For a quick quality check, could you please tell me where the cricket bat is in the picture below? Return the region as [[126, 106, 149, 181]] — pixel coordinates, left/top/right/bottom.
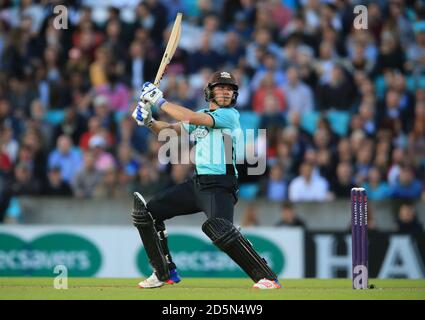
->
[[154, 12, 182, 87]]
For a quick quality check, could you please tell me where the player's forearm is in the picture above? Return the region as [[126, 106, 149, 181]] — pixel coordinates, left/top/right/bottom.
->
[[149, 120, 173, 135], [149, 120, 181, 135], [161, 102, 196, 123]]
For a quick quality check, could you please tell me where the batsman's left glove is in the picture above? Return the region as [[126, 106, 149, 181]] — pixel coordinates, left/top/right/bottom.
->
[[140, 82, 167, 110]]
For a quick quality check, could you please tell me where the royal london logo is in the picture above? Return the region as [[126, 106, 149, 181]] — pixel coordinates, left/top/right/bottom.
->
[[220, 72, 231, 79], [192, 127, 209, 139]]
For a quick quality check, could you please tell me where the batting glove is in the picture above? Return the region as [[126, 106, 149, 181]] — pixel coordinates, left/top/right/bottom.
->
[[140, 82, 167, 110], [132, 101, 154, 127]]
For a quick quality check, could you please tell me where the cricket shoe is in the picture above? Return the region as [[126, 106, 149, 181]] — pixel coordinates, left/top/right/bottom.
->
[[138, 273, 164, 289], [138, 269, 182, 288], [165, 268, 181, 285], [252, 278, 282, 289]]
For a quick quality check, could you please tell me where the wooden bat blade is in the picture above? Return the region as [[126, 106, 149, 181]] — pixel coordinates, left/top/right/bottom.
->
[[154, 13, 182, 87]]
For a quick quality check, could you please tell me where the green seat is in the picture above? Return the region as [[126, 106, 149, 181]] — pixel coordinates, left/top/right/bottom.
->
[[327, 110, 351, 137], [240, 111, 260, 131], [239, 183, 259, 200], [44, 110, 65, 125], [300, 111, 320, 135]]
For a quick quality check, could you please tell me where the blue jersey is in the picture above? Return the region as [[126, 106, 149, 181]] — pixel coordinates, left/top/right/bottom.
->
[[183, 107, 241, 176]]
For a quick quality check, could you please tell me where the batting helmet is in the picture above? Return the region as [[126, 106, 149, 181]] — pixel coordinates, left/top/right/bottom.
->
[[204, 71, 239, 107]]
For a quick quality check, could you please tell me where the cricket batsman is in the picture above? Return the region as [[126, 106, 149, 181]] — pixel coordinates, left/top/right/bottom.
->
[[131, 71, 281, 289]]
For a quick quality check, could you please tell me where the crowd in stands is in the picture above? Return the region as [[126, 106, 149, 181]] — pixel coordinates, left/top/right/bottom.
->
[[0, 0, 424, 225]]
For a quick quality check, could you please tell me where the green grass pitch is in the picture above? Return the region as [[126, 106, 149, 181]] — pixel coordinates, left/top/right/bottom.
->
[[1, 278, 425, 300]]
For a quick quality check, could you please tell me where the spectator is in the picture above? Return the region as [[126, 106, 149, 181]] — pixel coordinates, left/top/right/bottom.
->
[[347, 41, 375, 74], [335, 138, 353, 164], [0, 146, 12, 173], [0, 191, 10, 223], [362, 166, 391, 201], [372, 31, 405, 76], [0, 98, 23, 139], [288, 161, 330, 202], [42, 166, 73, 196], [252, 72, 286, 113], [73, 19, 104, 63], [296, 44, 318, 89], [6, 162, 41, 196], [116, 144, 140, 181], [94, 167, 126, 198], [387, 147, 405, 186], [330, 161, 355, 198], [406, 28, 425, 73], [48, 135, 83, 184], [172, 79, 197, 110], [116, 116, 149, 154], [89, 46, 111, 88], [129, 161, 166, 196], [358, 100, 378, 136], [28, 99, 55, 150], [391, 73, 415, 130], [124, 40, 156, 92], [95, 63, 131, 112], [71, 150, 102, 198], [91, 96, 116, 136], [102, 19, 127, 65], [281, 116, 310, 165], [281, 65, 314, 114], [258, 94, 286, 130], [250, 52, 286, 90], [240, 204, 260, 227], [188, 33, 223, 73], [201, 13, 227, 48], [317, 64, 355, 111], [20, 125, 48, 183], [353, 139, 374, 185], [312, 126, 335, 180], [246, 28, 281, 69], [259, 163, 287, 202], [79, 116, 113, 151], [396, 202, 423, 235], [407, 102, 425, 171], [221, 31, 246, 69], [143, 0, 169, 44], [0, 124, 19, 165], [167, 163, 191, 187], [275, 202, 305, 227], [377, 88, 413, 135], [88, 134, 116, 173], [389, 166, 423, 201], [315, 41, 336, 85], [265, 0, 293, 32], [374, 145, 390, 175], [53, 107, 87, 146]]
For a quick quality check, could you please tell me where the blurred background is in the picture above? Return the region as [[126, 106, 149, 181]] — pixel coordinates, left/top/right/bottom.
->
[[0, 0, 424, 279]]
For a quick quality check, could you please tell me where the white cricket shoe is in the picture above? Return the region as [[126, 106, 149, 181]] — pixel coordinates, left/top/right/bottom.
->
[[138, 273, 164, 289], [252, 278, 282, 289]]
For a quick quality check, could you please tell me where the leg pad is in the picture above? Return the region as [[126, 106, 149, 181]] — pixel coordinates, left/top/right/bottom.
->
[[131, 192, 169, 281], [202, 217, 277, 282]]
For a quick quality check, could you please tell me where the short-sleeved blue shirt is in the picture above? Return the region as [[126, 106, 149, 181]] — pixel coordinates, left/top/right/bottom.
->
[[182, 107, 241, 176]]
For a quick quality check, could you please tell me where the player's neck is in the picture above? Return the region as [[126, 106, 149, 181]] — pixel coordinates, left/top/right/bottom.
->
[[209, 103, 220, 111]]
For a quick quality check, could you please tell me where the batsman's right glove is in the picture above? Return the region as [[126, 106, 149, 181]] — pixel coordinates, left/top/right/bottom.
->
[[132, 101, 154, 127]]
